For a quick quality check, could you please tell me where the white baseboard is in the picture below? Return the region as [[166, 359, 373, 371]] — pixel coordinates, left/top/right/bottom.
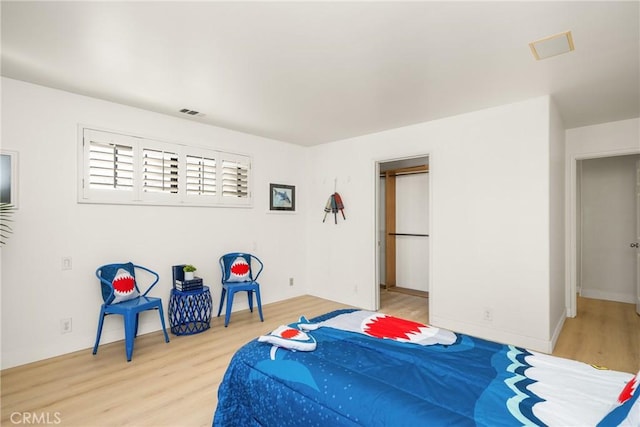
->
[[550, 308, 567, 351], [580, 289, 635, 304]]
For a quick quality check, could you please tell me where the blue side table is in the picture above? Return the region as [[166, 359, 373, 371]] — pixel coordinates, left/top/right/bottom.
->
[[169, 286, 212, 335]]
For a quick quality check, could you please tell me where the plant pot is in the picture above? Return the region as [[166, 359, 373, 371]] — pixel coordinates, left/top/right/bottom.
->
[[184, 272, 194, 281]]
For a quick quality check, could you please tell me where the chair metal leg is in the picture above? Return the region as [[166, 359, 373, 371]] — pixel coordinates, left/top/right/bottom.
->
[[134, 313, 140, 337], [157, 305, 170, 343], [93, 307, 106, 355], [224, 289, 235, 327], [247, 290, 254, 312], [124, 312, 136, 362], [255, 289, 264, 322], [217, 288, 227, 317]]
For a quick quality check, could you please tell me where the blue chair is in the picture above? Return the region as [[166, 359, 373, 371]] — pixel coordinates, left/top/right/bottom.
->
[[217, 253, 264, 327], [93, 262, 170, 361]]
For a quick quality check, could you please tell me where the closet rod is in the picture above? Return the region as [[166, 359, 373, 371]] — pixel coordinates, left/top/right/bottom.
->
[[388, 233, 429, 237], [380, 164, 429, 177], [380, 170, 429, 177]]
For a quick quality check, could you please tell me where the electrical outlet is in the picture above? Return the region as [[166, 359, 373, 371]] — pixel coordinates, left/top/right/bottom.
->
[[60, 318, 72, 334], [61, 257, 72, 270], [289, 277, 294, 286], [483, 308, 493, 322]]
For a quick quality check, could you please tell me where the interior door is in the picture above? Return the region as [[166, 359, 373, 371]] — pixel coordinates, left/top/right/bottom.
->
[[636, 159, 640, 314], [581, 156, 638, 303]]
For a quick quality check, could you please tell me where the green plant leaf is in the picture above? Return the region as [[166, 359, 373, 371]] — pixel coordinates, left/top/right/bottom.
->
[[0, 203, 16, 245]]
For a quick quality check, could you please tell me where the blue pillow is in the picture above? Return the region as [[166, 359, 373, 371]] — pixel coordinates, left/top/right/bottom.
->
[[99, 263, 140, 304], [258, 325, 317, 352], [222, 254, 253, 283]]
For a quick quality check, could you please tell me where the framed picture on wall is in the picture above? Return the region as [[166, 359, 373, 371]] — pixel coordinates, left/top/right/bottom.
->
[[269, 183, 295, 211], [1, 150, 18, 207]]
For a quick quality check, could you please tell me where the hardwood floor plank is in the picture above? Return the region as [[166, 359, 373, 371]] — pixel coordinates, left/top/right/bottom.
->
[[1, 293, 636, 426]]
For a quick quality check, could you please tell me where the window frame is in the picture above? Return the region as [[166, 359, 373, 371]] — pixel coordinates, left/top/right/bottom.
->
[[78, 126, 252, 207]]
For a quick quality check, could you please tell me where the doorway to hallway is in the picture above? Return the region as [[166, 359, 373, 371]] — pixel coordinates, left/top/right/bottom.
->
[[576, 154, 640, 313]]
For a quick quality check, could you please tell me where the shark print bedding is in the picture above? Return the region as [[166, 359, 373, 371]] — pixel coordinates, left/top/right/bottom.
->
[[213, 309, 638, 426]]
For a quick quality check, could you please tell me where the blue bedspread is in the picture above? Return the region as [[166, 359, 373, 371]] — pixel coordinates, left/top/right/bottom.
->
[[213, 310, 634, 427]]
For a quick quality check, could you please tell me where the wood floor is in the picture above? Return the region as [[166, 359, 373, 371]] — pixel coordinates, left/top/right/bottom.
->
[[553, 296, 639, 373], [1, 293, 637, 427]]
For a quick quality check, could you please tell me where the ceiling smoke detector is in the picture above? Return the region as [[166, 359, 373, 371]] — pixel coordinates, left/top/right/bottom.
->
[[529, 31, 575, 60]]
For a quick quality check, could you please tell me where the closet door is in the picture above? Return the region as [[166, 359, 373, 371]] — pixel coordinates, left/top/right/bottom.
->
[[384, 172, 396, 288]]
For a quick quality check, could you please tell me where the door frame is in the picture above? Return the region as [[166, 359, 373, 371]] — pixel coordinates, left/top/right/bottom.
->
[[567, 147, 640, 317], [374, 154, 430, 311]]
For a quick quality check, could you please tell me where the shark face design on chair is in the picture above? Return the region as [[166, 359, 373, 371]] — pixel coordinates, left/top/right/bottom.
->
[[229, 257, 250, 281], [111, 268, 139, 303]]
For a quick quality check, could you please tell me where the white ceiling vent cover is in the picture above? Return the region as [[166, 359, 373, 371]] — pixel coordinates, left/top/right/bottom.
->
[[179, 108, 205, 117]]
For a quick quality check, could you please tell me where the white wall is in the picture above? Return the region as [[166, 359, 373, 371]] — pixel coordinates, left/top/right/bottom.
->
[[1, 78, 575, 367], [566, 119, 640, 156], [305, 96, 559, 352], [0, 78, 309, 368], [548, 98, 566, 347], [565, 118, 640, 316]]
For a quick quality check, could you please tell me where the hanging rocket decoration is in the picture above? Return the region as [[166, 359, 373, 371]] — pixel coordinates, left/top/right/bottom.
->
[[322, 192, 346, 224]]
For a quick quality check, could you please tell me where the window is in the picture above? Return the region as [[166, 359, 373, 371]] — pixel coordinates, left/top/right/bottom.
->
[[80, 128, 251, 207]]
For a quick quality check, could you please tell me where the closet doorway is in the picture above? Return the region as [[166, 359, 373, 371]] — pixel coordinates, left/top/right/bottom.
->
[[376, 156, 430, 310]]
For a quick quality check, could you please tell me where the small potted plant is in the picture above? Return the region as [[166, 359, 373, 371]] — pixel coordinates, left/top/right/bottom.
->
[[183, 265, 197, 281]]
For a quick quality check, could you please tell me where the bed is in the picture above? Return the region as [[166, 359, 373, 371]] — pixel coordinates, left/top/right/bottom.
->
[[213, 309, 638, 426]]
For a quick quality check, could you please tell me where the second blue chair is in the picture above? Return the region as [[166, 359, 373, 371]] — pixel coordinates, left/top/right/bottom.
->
[[217, 253, 264, 327]]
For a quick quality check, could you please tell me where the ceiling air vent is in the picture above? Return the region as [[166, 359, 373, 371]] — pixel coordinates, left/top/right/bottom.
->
[[179, 108, 205, 117]]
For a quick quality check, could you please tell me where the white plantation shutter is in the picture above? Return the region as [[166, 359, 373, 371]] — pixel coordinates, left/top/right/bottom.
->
[[221, 156, 250, 200], [80, 127, 252, 206], [142, 149, 179, 194], [186, 155, 216, 196], [82, 129, 138, 202], [88, 141, 134, 191]]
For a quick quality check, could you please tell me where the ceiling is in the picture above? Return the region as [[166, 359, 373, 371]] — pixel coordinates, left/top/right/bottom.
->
[[2, 1, 638, 146]]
